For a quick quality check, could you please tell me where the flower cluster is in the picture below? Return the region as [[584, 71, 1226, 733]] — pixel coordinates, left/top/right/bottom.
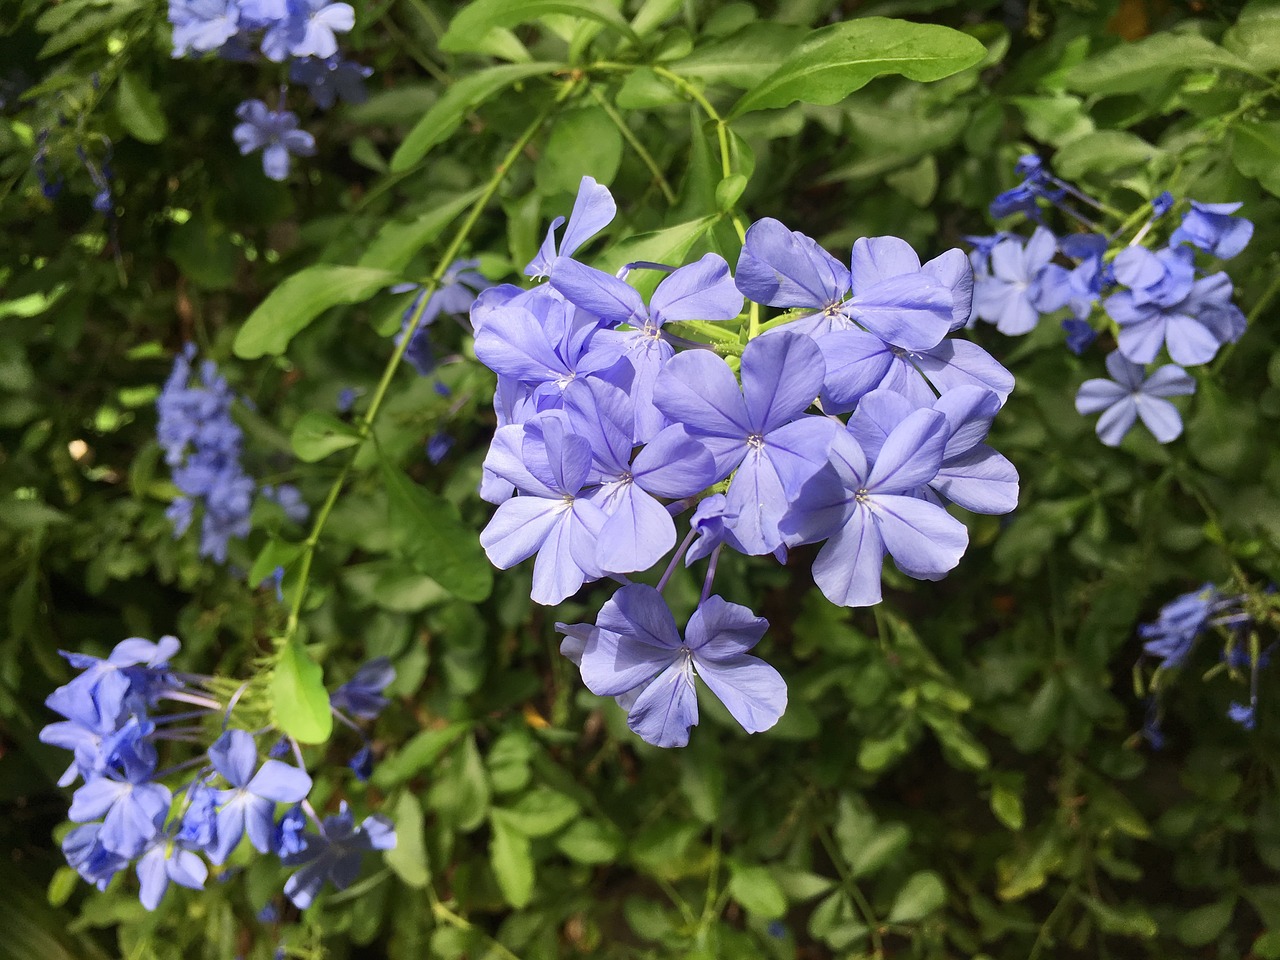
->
[[1138, 583, 1272, 744], [41, 636, 396, 911], [157, 345, 308, 563], [168, 0, 369, 180], [969, 155, 1252, 447], [471, 177, 1018, 748]]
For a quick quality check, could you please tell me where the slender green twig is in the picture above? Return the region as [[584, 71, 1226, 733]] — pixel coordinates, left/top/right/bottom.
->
[[815, 821, 884, 959], [589, 85, 677, 204], [279, 76, 582, 647]]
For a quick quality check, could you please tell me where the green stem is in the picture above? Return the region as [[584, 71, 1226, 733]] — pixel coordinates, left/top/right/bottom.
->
[[589, 85, 677, 204], [280, 76, 581, 647], [1211, 267, 1280, 375], [432, 901, 525, 960], [815, 821, 884, 959]]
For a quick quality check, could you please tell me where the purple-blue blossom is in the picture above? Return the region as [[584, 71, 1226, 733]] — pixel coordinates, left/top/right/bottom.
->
[[652, 331, 840, 556], [572, 584, 787, 748], [1074, 351, 1195, 446], [289, 56, 372, 109], [207, 728, 312, 864], [1170, 201, 1253, 260], [735, 218, 954, 350], [781, 408, 968, 607], [232, 100, 315, 181], [281, 803, 396, 909], [972, 226, 1061, 335]]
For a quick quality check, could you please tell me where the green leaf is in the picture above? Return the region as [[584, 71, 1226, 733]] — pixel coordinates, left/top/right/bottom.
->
[[727, 862, 787, 919], [390, 63, 558, 172], [494, 787, 579, 837], [1255, 930, 1280, 960], [670, 22, 809, 90], [167, 216, 238, 290], [1232, 121, 1280, 196], [372, 722, 470, 789], [1053, 131, 1159, 179], [0, 497, 70, 530], [1225, 0, 1280, 71], [248, 538, 304, 589], [271, 639, 333, 744], [290, 411, 361, 462], [1063, 33, 1249, 95], [1176, 899, 1236, 947], [233, 266, 397, 358], [536, 105, 624, 194], [385, 793, 430, 888], [489, 813, 535, 907], [1078, 895, 1158, 937], [356, 188, 485, 273], [991, 782, 1025, 831], [440, 0, 638, 54], [887, 871, 946, 923], [115, 72, 167, 145], [380, 462, 493, 602], [556, 819, 623, 864], [835, 799, 911, 878], [729, 19, 985, 118], [596, 215, 717, 296]]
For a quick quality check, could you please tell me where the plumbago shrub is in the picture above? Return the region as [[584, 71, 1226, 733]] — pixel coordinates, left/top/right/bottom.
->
[[4, 0, 1280, 957]]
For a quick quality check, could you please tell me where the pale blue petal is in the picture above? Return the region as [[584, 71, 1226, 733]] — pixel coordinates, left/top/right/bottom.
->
[[597, 483, 676, 574], [850, 236, 921, 286], [632, 425, 717, 498], [596, 583, 682, 650], [735, 217, 849, 308], [812, 508, 885, 607], [741, 331, 825, 434], [845, 274, 952, 350], [872, 494, 968, 577], [695, 653, 787, 734], [247, 760, 312, 803], [684, 595, 767, 659], [934, 447, 1019, 514], [1134, 395, 1184, 443], [626, 659, 698, 748], [1096, 396, 1138, 446], [865, 409, 946, 492], [549, 259, 645, 327], [651, 253, 742, 324], [479, 496, 564, 569], [559, 176, 616, 262], [652, 349, 751, 438]]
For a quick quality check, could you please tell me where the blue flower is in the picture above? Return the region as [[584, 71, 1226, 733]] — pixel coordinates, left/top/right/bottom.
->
[[1170, 201, 1253, 260], [330, 658, 396, 720], [397, 259, 492, 376], [651, 332, 840, 556], [281, 803, 395, 909], [169, 0, 241, 56], [289, 56, 371, 109], [426, 432, 453, 464], [232, 100, 316, 181], [576, 585, 787, 748], [1105, 268, 1245, 367], [136, 831, 209, 910], [1139, 584, 1217, 667], [525, 176, 616, 280], [782, 408, 968, 607], [735, 219, 955, 350], [1075, 352, 1195, 447], [1061, 319, 1097, 355], [1228, 701, 1257, 730], [207, 729, 312, 864], [285, 0, 355, 60], [971, 227, 1061, 335], [479, 413, 610, 604]]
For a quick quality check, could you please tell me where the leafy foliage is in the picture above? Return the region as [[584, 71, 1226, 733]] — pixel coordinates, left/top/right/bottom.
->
[[3, 0, 1280, 958]]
